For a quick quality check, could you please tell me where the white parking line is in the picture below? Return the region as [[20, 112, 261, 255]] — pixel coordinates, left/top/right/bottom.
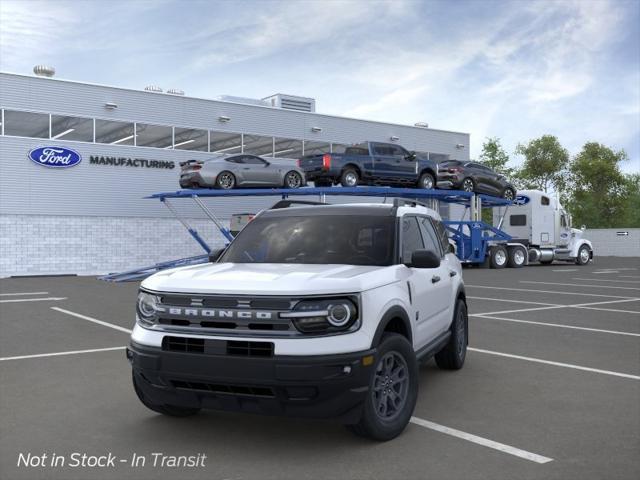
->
[[471, 314, 640, 337], [466, 296, 559, 307], [552, 269, 578, 272], [593, 270, 620, 274], [466, 285, 636, 299], [473, 298, 640, 316], [0, 291, 49, 296], [410, 417, 553, 464], [0, 297, 67, 303], [51, 307, 132, 334], [620, 275, 640, 279], [468, 347, 640, 380], [0, 346, 126, 362], [572, 278, 640, 284], [520, 281, 640, 291]]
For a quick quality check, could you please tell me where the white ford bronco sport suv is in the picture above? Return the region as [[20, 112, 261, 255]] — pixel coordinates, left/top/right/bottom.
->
[[128, 199, 468, 440]]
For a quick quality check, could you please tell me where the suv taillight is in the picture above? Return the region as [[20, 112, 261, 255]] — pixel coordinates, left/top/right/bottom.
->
[[322, 154, 331, 170], [297, 159, 301, 167], [448, 167, 461, 173]]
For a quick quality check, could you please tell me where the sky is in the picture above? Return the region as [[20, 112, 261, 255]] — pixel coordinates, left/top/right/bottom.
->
[[1, 0, 638, 173]]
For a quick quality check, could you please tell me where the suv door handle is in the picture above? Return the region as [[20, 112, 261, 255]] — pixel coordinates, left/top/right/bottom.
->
[[449, 270, 457, 277], [431, 275, 441, 284]]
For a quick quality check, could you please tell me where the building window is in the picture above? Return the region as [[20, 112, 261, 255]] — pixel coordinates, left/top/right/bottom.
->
[[273, 137, 303, 159], [135, 123, 173, 148], [303, 141, 330, 156], [243, 134, 274, 156], [51, 114, 93, 142], [3, 110, 49, 138], [95, 119, 135, 145], [210, 131, 242, 154], [173, 127, 208, 151]]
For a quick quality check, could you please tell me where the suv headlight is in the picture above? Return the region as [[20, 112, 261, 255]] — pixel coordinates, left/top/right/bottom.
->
[[282, 297, 359, 334], [136, 291, 160, 327]]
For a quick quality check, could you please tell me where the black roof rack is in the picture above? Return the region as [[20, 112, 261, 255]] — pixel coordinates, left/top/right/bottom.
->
[[270, 199, 329, 209]]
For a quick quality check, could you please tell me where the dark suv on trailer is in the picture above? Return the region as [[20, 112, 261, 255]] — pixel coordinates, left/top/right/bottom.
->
[[437, 160, 516, 199]]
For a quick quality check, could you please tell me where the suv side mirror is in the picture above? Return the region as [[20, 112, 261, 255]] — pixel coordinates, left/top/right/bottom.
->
[[406, 249, 440, 269], [208, 248, 225, 263]]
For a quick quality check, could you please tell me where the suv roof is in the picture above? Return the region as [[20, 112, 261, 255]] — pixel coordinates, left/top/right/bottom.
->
[[261, 202, 440, 220]]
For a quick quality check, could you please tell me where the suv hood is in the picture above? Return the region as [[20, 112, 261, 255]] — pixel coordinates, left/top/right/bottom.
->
[[142, 263, 402, 295]]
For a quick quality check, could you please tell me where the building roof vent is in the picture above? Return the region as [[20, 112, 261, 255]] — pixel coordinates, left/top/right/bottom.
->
[[144, 85, 163, 93], [33, 65, 55, 77], [414, 122, 429, 128], [167, 88, 185, 96], [262, 94, 316, 113]]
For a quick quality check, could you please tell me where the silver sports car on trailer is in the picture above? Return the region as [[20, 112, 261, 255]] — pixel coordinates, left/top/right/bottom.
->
[[179, 154, 306, 189]]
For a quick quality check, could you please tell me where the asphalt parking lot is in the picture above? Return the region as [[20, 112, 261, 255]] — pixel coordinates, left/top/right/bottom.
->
[[1, 257, 639, 480]]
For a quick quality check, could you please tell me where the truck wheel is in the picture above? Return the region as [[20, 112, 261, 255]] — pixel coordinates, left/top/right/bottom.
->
[[435, 299, 468, 370], [216, 171, 236, 189], [417, 172, 435, 190], [507, 246, 526, 268], [340, 168, 359, 187], [346, 333, 418, 441], [490, 245, 508, 269], [132, 372, 200, 417], [576, 245, 591, 265]]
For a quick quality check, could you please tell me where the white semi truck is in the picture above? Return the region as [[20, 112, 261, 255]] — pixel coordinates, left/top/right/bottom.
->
[[492, 190, 593, 267]]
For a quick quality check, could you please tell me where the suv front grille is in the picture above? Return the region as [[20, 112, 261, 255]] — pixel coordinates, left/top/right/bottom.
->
[[162, 336, 274, 357]]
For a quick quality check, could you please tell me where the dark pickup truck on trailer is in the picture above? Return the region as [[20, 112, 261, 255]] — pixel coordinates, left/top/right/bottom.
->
[[298, 142, 439, 189]]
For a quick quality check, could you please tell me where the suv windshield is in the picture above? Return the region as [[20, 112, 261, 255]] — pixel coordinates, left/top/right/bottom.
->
[[220, 214, 395, 266]]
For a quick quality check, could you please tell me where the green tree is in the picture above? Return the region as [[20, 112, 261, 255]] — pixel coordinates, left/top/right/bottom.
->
[[566, 142, 629, 228], [515, 135, 569, 193], [479, 137, 514, 177], [618, 173, 640, 228]]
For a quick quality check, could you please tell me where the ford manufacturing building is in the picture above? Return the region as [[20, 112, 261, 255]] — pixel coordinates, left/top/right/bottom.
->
[[0, 69, 470, 277]]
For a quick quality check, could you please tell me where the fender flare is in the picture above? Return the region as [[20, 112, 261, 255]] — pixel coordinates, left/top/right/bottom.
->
[[371, 305, 412, 348]]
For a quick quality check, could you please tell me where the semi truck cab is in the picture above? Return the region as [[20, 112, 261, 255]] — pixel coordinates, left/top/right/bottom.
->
[[495, 190, 593, 265]]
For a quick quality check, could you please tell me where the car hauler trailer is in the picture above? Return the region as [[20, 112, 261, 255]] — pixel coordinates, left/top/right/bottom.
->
[[99, 186, 591, 282], [493, 190, 593, 266]]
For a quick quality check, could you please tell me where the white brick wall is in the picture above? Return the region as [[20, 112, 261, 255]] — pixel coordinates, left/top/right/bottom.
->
[[0, 214, 229, 277], [585, 228, 640, 257]]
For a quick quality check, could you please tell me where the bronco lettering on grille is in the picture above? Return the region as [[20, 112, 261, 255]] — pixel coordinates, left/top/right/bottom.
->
[[157, 307, 274, 320]]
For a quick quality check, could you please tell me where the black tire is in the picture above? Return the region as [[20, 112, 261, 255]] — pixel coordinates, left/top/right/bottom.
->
[[284, 170, 303, 189], [575, 244, 591, 265], [346, 334, 418, 441], [461, 177, 475, 192], [502, 187, 515, 201], [132, 372, 200, 417], [340, 168, 359, 187], [216, 171, 236, 189], [489, 245, 508, 269], [435, 299, 468, 370], [417, 172, 435, 190], [507, 246, 526, 268]]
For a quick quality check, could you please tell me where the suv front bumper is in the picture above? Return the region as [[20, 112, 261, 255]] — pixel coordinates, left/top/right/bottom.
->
[[128, 341, 376, 423]]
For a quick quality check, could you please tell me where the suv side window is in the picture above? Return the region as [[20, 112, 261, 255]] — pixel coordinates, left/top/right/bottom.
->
[[430, 218, 450, 254], [389, 145, 408, 157], [418, 217, 442, 257], [401, 217, 425, 264]]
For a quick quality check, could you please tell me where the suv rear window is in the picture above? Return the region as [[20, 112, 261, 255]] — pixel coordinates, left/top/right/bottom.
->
[[220, 215, 395, 266]]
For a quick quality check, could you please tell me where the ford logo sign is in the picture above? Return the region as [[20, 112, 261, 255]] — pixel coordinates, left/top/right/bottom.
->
[[28, 146, 82, 168], [514, 195, 530, 206]]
